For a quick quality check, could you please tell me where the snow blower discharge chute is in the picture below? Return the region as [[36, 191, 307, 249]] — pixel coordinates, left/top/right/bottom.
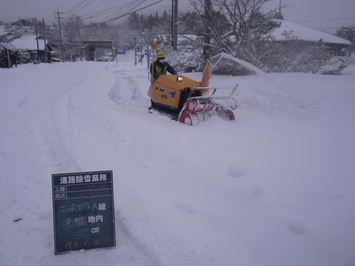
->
[[148, 53, 238, 126]]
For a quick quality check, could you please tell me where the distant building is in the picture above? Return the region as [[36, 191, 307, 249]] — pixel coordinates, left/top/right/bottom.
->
[[271, 20, 352, 55], [0, 25, 16, 42], [81, 40, 113, 61], [155, 34, 203, 46], [11, 34, 54, 63]]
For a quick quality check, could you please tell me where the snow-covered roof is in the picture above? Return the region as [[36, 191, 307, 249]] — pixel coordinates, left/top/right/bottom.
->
[[156, 34, 203, 44], [271, 20, 351, 45], [0, 25, 7, 36], [0, 26, 16, 42], [11, 34, 48, 50], [178, 34, 203, 42]]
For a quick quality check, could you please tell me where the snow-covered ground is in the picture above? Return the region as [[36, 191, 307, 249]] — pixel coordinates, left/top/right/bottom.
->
[[0, 51, 354, 266]]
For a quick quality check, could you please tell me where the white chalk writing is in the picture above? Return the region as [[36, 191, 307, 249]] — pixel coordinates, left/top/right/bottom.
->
[[88, 215, 104, 223], [57, 202, 107, 213]]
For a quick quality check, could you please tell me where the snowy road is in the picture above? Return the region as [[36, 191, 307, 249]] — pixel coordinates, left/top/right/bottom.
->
[[1, 54, 355, 265]]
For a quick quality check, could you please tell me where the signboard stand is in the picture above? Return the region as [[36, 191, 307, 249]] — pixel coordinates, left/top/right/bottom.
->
[[115, 51, 125, 65], [52, 170, 116, 254]]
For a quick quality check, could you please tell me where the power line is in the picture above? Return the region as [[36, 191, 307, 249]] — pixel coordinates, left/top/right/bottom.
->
[[62, 0, 86, 14], [296, 16, 355, 23], [65, 0, 97, 15], [103, 0, 163, 24], [84, 1, 139, 20], [94, 1, 146, 23], [73, 0, 117, 18], [62, 0, 163, 24]]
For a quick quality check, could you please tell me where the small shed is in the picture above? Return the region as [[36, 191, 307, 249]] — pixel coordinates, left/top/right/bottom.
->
[[12, 34, 54, 63]]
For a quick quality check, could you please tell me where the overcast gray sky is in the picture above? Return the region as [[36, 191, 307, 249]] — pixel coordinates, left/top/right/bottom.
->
[[1, 0, 354, 33]]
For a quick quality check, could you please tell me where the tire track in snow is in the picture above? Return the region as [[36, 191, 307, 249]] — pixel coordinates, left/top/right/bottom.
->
[[48, 65, 162, 264], [46, 79, 85, 173]]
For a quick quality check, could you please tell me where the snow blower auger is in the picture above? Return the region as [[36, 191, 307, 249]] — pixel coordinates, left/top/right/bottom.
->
[[148, 54, 238, 126]]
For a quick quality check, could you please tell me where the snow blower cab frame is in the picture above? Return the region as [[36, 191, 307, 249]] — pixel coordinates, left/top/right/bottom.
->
[[149, 53, 238, 126]]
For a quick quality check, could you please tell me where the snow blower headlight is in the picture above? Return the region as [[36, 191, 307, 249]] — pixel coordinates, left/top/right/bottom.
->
[[176, 76, 184, 82]]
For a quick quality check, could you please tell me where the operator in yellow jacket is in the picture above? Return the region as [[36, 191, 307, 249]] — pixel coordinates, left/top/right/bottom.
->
[[150, 51, 177, 84]]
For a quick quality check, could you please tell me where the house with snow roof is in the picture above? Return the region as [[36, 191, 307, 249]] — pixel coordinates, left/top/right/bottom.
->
[[271, 20, 352, 55], [11, 34, 55, 63], [0, 25, 16, 42]]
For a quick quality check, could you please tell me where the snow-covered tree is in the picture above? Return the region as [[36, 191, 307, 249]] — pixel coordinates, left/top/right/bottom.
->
[[179, 11, 204, 35], [336, 24, 355, 56], [188, 0, 279, 58], [0, 43, 30, 68], [336, 25, 355, 44], [127, 12, 144, 32]]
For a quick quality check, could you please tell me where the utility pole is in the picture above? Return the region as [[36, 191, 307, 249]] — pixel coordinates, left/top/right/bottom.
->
[[35, 22, 40, 62], [43, 18, 47, 63], [76, 16, 83, 61], [55, 7, 64, 62], [172, 0, 178, 50], [204, 0, 211, 46], [203, 0, 211, 65]]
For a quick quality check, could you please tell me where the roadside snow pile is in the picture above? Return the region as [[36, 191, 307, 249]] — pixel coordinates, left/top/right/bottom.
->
[[108, 69, 149, 109], [209, 72, 323, 120]]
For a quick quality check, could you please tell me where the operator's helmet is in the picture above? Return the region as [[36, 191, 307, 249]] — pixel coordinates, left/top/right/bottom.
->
[[157, 51, 165, 59]]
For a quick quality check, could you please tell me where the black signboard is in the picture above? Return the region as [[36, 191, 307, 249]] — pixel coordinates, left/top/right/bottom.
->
[[52, 170, 116, 254]]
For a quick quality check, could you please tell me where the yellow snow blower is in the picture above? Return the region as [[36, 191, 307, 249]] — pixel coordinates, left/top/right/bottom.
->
[[148, 53, 238, 125]]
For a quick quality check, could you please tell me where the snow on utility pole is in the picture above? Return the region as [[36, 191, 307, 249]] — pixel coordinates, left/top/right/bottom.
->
[[55, 7, 64, 62], [172, 0, 178, 50]]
